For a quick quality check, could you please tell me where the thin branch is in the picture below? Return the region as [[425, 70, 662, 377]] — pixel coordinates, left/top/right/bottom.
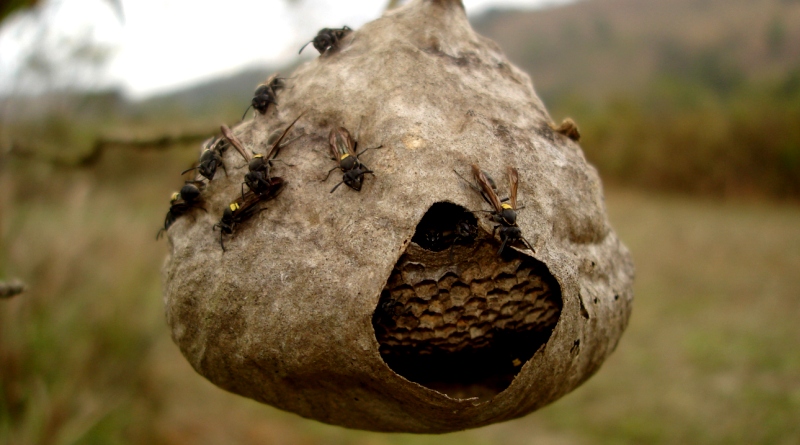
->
[[0, 279, 26, 299], [5, 131, 214, 168]]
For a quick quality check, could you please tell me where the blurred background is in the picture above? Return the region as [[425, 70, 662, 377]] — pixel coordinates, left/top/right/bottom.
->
[[1, 0, 799, 443]]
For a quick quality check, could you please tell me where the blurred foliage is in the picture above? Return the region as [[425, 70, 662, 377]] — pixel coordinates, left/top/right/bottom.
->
[[2, 153, 799, 442], [1, 0, 122, 25], [0, 0, 41, 23], [474, 0, 800, 200], [551, 71, 800, 199]]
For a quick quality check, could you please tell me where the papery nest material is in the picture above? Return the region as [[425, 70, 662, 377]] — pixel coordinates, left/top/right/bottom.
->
[[162, 0, 634, 433]]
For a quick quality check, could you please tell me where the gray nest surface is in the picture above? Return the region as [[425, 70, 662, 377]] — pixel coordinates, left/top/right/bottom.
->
[[162, 0, 634, 433]]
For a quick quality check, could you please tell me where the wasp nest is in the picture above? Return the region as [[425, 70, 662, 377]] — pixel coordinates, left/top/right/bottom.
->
[[162, 0, 634, 433]]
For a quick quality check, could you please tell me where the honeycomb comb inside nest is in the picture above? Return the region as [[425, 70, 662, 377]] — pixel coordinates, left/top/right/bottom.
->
[[372, 202, 562, 400]]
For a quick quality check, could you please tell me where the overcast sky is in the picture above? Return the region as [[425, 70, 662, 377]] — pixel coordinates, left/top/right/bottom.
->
[[0, 0, 575, 99]]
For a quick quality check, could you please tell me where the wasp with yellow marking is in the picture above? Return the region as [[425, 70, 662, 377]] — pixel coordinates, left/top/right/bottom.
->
[[213, 186, 284, 252], [322, 127, 382, 193], [242, 113, 304, 200], [157, 181, 206, 239], [456, 164, 534, 255]]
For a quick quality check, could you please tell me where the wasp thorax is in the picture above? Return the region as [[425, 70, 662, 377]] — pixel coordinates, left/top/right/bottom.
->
[[340, 155, 357, 170], [249, 155, 267, 172], [499, 207, 517, 225]]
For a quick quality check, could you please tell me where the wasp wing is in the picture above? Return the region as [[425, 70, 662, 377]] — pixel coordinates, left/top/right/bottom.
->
[[508, 167, 519, 210], [221, 125, 250, 162], [267, 112, 305, 160], [233, 190, 260, 213], [471, 164, 504, 213], [328, 126, 356, 161], [261, 177, 286, 201]]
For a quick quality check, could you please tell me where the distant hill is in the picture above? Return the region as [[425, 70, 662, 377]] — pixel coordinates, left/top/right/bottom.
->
[[135, 66, 276, 118], [471, 0, 800, 104]]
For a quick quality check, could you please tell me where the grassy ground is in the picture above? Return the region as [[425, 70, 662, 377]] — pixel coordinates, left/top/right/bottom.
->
[[1, 151, 799, 444]]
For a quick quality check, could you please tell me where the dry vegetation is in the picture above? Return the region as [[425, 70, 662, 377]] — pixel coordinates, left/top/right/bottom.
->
[[475, 0, 800, 199], [2, 145, 799, 443]]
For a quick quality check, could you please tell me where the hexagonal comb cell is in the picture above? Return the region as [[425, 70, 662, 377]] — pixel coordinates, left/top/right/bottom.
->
[[373, 202, 562, 401]]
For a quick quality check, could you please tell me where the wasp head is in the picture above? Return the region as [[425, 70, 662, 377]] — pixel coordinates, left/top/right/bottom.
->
[[198, 149, 221, 180], [251, 85, 276, 113], [343, 168, 367, 191]]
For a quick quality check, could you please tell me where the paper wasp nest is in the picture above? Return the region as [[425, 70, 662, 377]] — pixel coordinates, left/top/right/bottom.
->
[[162, 0, 634, 433]]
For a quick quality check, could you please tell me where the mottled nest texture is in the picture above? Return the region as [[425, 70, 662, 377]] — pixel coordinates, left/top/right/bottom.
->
[[162, 0, 634, 433]]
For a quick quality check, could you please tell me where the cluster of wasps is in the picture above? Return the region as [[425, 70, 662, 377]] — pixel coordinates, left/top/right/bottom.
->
[[159, 25, 559, 257], [158, 26, 382, 252]]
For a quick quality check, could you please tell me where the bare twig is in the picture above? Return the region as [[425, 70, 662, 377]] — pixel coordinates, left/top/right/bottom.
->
[[0, 279, 26, 299], [5, 131, 214, 168]]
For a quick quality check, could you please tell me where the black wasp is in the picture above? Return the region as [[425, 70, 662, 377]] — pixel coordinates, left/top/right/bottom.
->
[[213, 187, 284, 252], [182, 137, 228, 180], [457, 164, 534, 255], [157, 181, 206, 239], [322, 127, 382, 193], [242, 113, 304, 200], [299, 26, 352, 55], [241, 74, 288, 120]]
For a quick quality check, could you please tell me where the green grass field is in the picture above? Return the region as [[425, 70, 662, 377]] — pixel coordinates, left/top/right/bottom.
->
[[1, 149, 799, 444]]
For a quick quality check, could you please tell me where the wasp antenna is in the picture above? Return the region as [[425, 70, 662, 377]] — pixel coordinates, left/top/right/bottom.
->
[[241, 104, 253, 121], [181, 166, 198, 175], [298, 40, 313, 54], [330, 180, 345, 193]]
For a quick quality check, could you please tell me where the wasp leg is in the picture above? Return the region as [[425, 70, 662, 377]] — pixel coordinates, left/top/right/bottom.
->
[[520, 236, 535, 253], [496, 235, 509, 255], [356, 144, 383, 158], [322, 166, 339, 182]]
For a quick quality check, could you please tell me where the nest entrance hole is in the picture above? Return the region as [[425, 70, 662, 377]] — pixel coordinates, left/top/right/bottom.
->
[[373, 202, 562, 401]]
